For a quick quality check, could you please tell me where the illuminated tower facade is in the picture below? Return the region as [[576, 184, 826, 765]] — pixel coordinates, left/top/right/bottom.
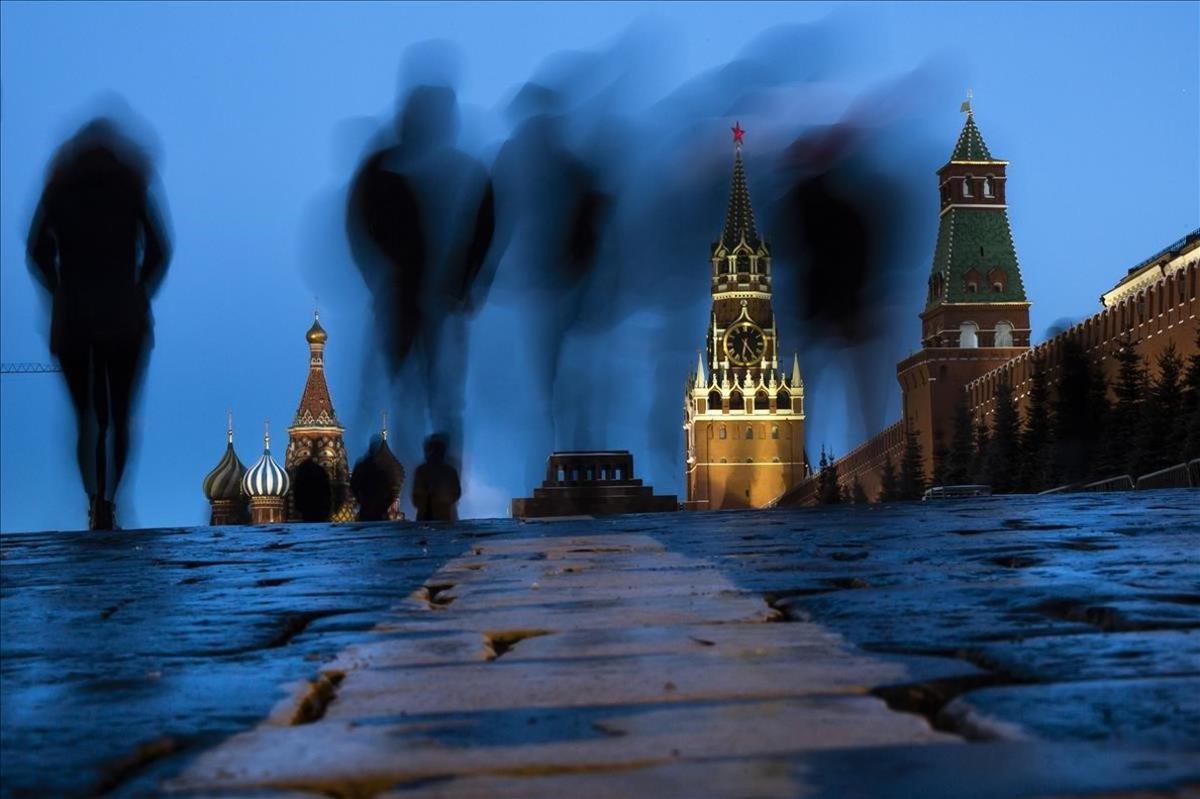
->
[[285, 312, 351, 519], [684, 125, 808, 509]]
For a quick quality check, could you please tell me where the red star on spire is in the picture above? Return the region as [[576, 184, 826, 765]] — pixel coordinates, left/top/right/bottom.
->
[[732, 122, 745, 147]]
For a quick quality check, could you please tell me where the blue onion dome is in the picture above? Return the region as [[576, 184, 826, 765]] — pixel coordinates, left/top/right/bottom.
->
[[243, 422, 290, 498], [202, 413, 247, 501]]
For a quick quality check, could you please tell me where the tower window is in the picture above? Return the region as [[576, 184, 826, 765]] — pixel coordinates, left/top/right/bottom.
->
[[964, 268, 981, 295], [988, 268, 1007, 293], [962, 176, 973, 198], [771, 425, 780, 440], [959, 322, 979, 349], [995, 321, 1014, 347], [983, 176, 994, 198], [719, 426, 727, 440], [746, 425, 754, 440]]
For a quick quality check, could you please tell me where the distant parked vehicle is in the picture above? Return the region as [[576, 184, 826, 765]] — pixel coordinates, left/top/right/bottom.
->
[[922, 485, 992, 501]]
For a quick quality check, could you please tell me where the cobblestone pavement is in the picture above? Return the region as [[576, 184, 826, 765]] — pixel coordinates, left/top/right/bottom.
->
[[2, 491, 1197, 797]]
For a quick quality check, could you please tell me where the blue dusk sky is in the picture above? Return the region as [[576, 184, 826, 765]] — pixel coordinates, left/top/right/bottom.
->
[[1, 1, 1197, 532]]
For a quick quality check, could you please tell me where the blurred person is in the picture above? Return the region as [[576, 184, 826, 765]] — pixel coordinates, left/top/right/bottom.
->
[[26, 115, 172, 530], [411, 433, 460, 522], [346, 56, 494, 465]]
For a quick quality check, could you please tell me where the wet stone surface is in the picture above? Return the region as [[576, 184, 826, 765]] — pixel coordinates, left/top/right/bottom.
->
[[0, 520, 514, 797], [1, 490, 1197, 798]]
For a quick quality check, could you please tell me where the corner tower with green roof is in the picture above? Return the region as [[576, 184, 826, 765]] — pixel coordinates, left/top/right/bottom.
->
[[897, 101, 1033, 479]]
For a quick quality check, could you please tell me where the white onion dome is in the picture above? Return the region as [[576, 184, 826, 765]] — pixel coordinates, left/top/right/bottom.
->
[[243, 423, 290, 498], [202, 417, 246, 501]]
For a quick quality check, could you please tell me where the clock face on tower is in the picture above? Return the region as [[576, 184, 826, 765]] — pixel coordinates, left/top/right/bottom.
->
[[723, 322, 766, 366]]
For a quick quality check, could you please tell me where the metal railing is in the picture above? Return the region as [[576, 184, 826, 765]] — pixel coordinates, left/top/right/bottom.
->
[[0, 362, 60, 375]]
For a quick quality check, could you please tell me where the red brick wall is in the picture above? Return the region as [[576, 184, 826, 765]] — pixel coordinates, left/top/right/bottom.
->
[[777, 250, 1198, 507], [776, 420, 903, 506], [968, 258, 1199, 422]]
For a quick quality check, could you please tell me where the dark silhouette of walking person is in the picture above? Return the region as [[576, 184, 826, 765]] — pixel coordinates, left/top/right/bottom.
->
[[26, 116, 171, 530], [411, 433, 460, 522], [346, 76, 494, 462]]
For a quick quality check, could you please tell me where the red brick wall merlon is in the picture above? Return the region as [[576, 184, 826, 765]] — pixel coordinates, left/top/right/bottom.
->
[[966, 258, 1199, 421]]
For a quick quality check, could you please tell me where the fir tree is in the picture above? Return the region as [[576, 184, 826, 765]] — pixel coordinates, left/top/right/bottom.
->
[[1137, 342, 1185, 473], [817, 447, 841, 505], [971, 419, 990, 485], [1106, 337, 1148, 476], [851, 476, 868, 504], [946, 398, 975, 485], [898, 426, 925, 500], [1051, 338, 1093, 483], [878, 455, 899, 503], [1019, 352, 1053, 491], [1083, 359, 1111, 481], [932, 437, 949, 487], [1184, 328, 1200, 460], [985, 380, 1021, 492]]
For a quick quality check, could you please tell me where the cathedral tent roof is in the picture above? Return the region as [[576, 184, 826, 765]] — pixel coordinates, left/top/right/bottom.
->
[[292, 312, 342, 430]]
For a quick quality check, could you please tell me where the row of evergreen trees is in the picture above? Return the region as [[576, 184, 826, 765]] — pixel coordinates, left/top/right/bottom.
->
[[815, 332, 1200, 503], [815, 423, 926, 505]]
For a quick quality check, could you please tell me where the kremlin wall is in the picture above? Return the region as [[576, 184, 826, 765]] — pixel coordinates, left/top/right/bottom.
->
[[778, 105, 1200, 507]]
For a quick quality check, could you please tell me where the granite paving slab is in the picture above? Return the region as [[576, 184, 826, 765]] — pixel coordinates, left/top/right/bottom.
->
[[168, 533, 964, 796]]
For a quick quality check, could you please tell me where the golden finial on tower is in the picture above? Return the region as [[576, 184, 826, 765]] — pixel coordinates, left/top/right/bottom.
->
[[960, 88, 973, 114], [226, 408, 234, 444], [381, 410, 389, 442]]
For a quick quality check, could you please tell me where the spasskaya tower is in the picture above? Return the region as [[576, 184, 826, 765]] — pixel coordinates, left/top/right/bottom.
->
[[683, 124, 809, 509]]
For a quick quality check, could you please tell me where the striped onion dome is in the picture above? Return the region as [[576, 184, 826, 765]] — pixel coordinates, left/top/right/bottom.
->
[[202, 414, 246, 501], [242, 423, 290, 498]]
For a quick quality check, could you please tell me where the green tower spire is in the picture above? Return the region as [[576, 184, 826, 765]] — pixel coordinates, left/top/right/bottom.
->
[[926, 105, 1027, 310]]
